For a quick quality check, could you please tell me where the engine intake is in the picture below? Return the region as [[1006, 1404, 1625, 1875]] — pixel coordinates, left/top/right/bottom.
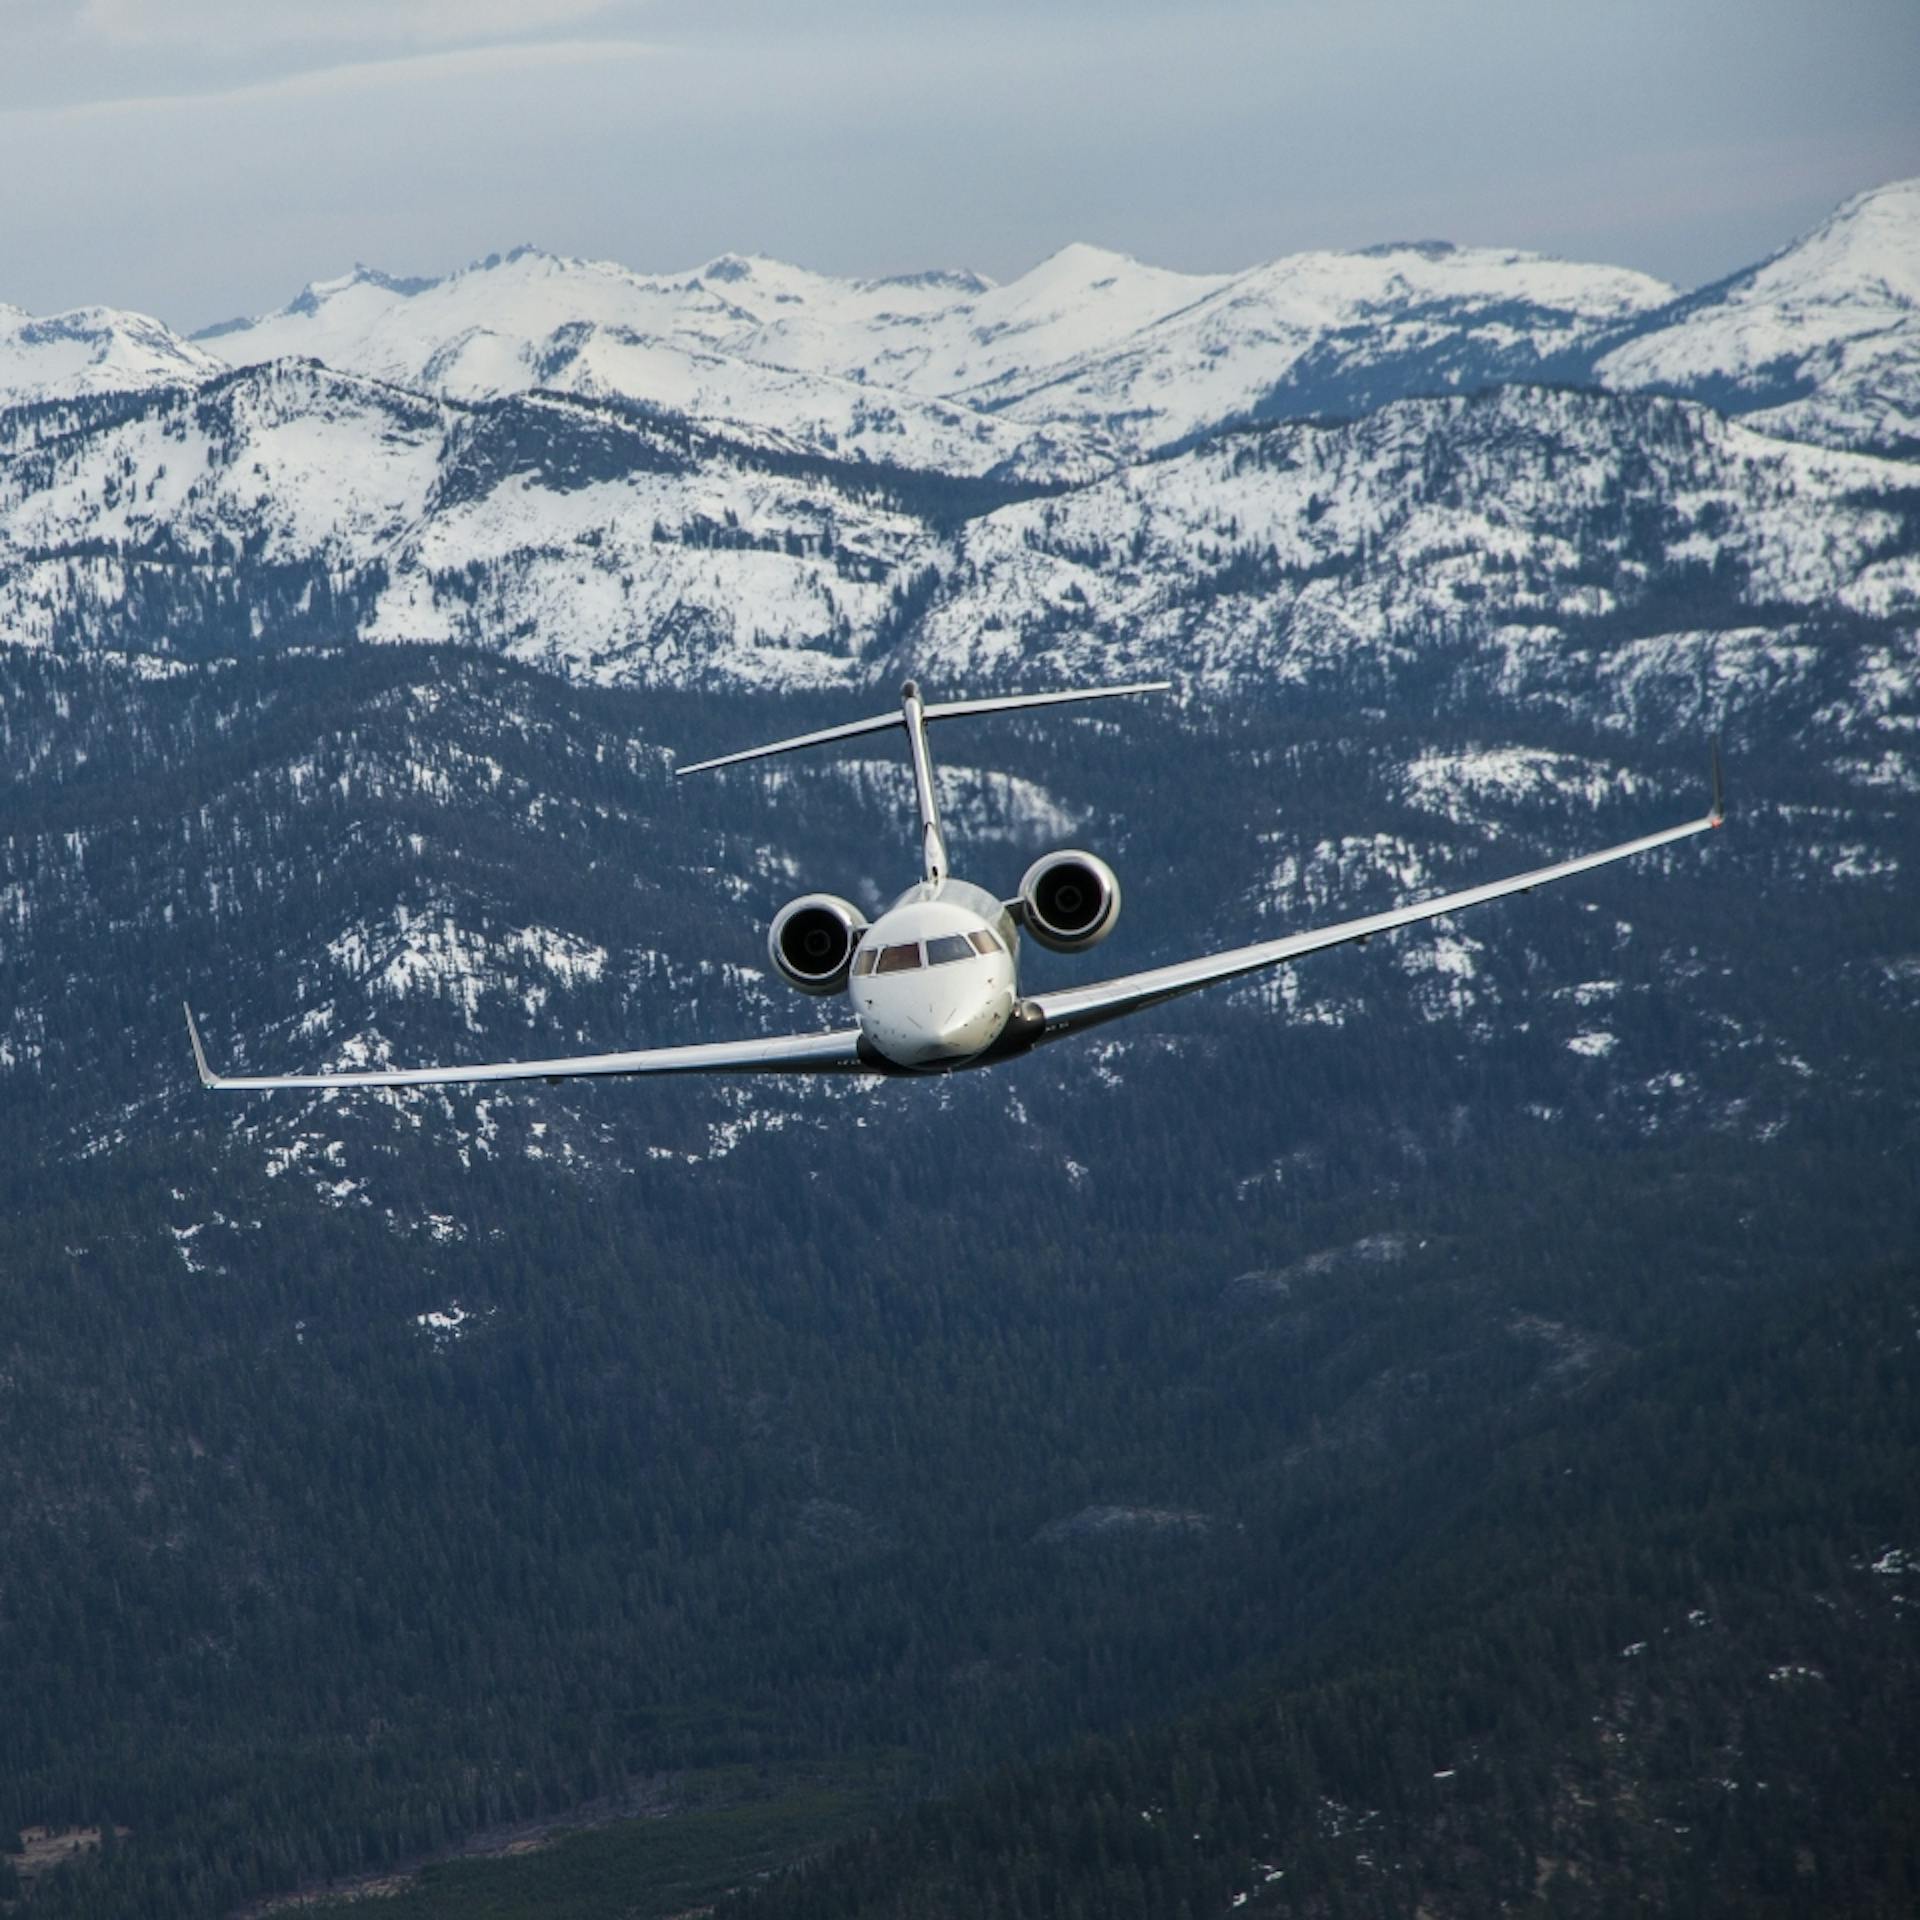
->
[[1017, 850, 1120, 953], [768, 893, 866, 994]]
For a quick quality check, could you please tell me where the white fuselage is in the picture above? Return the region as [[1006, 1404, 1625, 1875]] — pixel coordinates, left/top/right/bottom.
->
[[847, 878, 1019, 1070]]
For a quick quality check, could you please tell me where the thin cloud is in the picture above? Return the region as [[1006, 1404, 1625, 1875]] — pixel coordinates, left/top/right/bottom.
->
[[0, 33, 664, 121], [76, 0, 629, 52]]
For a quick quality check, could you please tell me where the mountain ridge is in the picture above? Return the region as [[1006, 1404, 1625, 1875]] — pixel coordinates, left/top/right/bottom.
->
[[7, 179, 1914, 471], [4, 360, 1913, 712], [1593, 176, 1920, 453]]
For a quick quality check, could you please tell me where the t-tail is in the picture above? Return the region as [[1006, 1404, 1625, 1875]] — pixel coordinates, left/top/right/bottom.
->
[[674, 678, 1172, 882]]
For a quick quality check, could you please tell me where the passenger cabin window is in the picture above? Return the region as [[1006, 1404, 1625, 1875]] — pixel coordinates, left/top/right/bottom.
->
[[851, 948, 879, 977], [875, 942, 922, 973], [967, 929, 1001, 956], [925, 933, 976, 967]]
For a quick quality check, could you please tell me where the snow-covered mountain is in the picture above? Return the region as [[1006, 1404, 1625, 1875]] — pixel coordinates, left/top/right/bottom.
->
[[0, 178, 1914, 739], [182, 182, 1920, 467], [0, 301, 221, 406], [186, 243, 1222, 479], [194, 241, 1224, 411], [189, 236, 1674, 469], [0, 362, 928, 687], [4, 362, 1913, 727], [899, 389, 1920, 723], [3, 180, 1913, 486], [715, 242, 1232, 400], [194, 249, 1112, 479], [1595, 179, 1920, 454], [970, 243, 1674, 448]]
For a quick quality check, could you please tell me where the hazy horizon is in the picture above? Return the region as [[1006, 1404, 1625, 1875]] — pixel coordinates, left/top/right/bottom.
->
[[4, 0, 1917, 333]]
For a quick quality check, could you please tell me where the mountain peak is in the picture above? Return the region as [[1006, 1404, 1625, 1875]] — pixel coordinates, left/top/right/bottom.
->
[[1026, 241, 1147, 279], [283, 263, 439, 320], [1757, 176, 1920, 305], [999, 242, 1219, 318], [1356, 239, 1459, 260], [864, 266, 995, 297], [1821, 175, 1920, 232], [458, 244, 565, 279], [695, 252, 839, 294], [2, 298, 220, 401], [1589, 175, 1920, 451]]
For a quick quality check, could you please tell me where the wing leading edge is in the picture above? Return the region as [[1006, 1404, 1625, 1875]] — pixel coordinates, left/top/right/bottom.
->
[[1025, 804, 1724, 1045], [184, 1005, 869, 1092]]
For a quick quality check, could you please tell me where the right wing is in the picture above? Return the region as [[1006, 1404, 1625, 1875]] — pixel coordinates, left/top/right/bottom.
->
[[1025, 803, 1724, 1046], [185, 1006, 870, 1091]]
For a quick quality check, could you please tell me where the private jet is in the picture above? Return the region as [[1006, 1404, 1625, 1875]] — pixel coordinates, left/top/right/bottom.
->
[[185, 680, 1723, 1091]]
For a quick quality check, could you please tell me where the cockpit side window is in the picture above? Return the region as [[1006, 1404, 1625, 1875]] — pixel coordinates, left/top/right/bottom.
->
[[851, 948, 879, 977], [967, 929, 1002, 957], [924, 933, 975, 967], [875, 942, 923, 973]]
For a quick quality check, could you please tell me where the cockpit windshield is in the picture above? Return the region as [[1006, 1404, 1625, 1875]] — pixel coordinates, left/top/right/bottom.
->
[[856, 928, 1000, 979]]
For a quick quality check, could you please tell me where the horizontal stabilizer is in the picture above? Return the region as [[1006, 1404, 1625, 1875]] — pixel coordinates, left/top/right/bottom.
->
[[674, 680, 1171, 777]]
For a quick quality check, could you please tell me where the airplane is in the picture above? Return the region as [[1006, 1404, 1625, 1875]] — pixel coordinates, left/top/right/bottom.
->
[[184, 678, 1724, 1092]]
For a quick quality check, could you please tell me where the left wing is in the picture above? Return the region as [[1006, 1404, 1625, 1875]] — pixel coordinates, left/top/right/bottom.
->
[[185, 1005, 869, 1091], [1024, 803, 1724, 1046]]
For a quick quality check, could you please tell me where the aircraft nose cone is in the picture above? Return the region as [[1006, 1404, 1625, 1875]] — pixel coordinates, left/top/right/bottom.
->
[[858, 972, 1013, 1070], [891, 1008, 973, 1065], [933, 1013, 982, 1051]]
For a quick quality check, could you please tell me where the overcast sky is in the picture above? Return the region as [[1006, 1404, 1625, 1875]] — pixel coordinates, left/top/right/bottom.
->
[[3, 0, 1916, 331]]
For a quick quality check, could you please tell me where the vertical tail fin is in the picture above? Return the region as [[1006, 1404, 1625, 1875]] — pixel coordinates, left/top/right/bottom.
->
[[899, 681, 947, 884]]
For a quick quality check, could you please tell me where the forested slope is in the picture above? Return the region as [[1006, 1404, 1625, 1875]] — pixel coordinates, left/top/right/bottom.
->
[[745, 1190, 1920, 1920], [1, 639, 1914, 1917]]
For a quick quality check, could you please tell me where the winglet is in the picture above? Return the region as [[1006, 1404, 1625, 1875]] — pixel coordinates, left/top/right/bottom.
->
[[1710, 738, 1727, 826], [183, 1002, 217, 1089]]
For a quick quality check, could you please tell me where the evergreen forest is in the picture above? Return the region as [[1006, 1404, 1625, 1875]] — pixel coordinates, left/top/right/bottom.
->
[[0, 604, 1914, 1919]]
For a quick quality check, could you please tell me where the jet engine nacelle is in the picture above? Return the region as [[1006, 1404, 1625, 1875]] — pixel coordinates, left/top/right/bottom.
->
[[768, 892, 867, 994], [1016, 849, 1121, 953]]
